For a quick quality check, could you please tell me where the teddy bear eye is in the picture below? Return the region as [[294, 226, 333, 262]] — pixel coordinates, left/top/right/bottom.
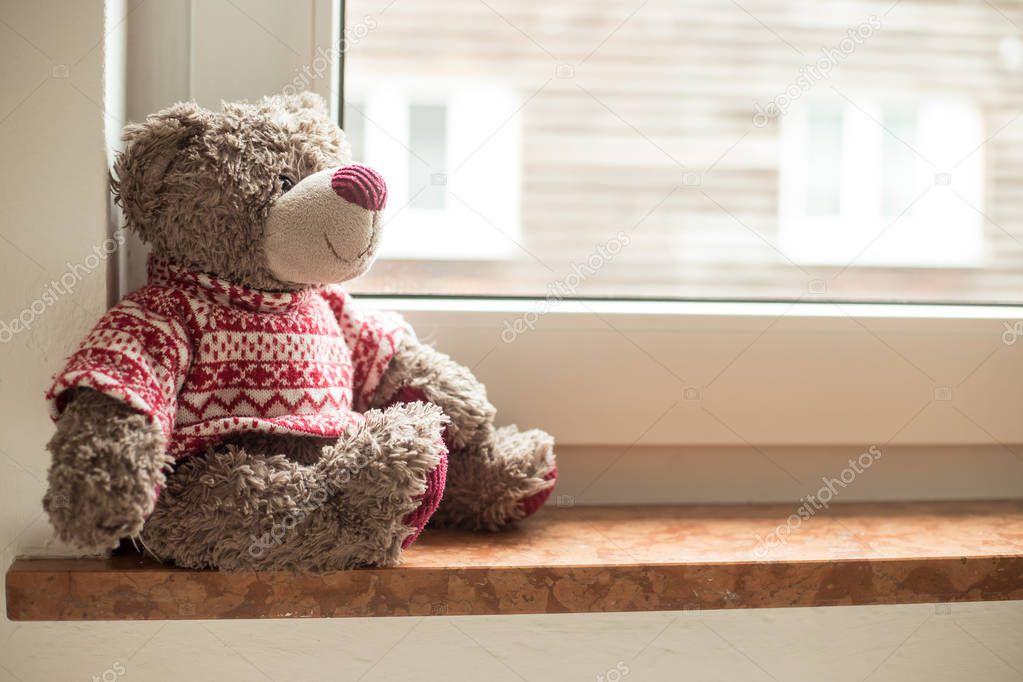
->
[[279, 175, 295, 193]]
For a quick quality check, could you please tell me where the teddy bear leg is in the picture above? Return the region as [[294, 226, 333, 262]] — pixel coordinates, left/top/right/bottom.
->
[[376, 336, 557, 531], [139, 402, 448, 571], [428, 424, 557, 531]]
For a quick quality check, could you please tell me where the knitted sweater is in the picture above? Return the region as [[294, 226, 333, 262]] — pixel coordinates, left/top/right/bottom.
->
[[47, 258, 408, 459]]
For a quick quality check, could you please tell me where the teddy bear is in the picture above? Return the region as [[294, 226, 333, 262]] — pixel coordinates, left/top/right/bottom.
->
[[42, 92, 557, 572]]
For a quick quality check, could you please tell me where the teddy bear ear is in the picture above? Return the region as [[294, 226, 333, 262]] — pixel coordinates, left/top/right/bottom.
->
[[111, 101, 209, 214]]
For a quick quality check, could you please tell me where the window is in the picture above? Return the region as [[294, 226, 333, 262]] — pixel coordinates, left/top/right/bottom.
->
[[408, 103, 447, 210], [98, 0, 1020, 462], [778, 97, 985, 267], [343, 80, 521, 262], [342, 0, 1023, 303]]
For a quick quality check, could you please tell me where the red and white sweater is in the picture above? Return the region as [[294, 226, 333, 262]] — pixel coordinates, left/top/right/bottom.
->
[[47, 258, 409, 459]]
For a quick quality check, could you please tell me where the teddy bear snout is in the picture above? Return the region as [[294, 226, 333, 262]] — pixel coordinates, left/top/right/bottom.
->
[[331, 164, 387, 212]]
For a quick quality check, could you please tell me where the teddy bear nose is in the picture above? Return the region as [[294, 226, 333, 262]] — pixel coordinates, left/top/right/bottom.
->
[[330, 164, 387, 211]]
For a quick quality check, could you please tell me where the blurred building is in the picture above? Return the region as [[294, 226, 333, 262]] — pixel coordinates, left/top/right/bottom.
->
[[345, 0, 1023, 303]]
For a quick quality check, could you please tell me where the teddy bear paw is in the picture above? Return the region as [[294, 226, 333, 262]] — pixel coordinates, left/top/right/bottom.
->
[[400, 447, 447, 549], [493, 425, 557, 524]]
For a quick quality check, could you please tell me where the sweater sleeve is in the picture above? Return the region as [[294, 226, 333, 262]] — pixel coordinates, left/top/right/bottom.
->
[[320, 286, 410, 412], [46, 289, 192, 440]]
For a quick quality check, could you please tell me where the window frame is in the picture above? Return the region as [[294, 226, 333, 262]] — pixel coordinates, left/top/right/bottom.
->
[[373, 296, 1023, 447]]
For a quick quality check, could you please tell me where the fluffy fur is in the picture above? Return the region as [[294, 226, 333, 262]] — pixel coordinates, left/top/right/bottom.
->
[[45, 92, 558, 571], [433, 423, 556, 531], [140, 402, 447, 572], [44, 390, 170, 548], [373, 335, 497, 451], [111, 93, 351, 291]]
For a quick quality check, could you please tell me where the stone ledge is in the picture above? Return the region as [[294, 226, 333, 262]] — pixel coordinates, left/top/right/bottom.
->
[[6, 501, 1023, 620]]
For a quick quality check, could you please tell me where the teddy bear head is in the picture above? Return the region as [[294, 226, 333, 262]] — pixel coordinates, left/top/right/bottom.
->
[[112, 92, 386, 291]]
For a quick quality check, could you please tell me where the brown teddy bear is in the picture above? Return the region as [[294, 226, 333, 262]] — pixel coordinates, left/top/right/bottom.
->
[[42, 92, 556, 571]]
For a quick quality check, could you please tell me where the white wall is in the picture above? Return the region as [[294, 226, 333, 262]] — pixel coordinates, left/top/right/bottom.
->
[[2, 602, 1022, 681], [0, 2, 1020, 680], [0, 0, 115, 558]]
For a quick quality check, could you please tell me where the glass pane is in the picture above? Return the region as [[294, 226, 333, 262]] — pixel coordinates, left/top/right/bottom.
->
[[881, 107, 918, 217], [806, 107, 843, 216], [408, 104, 448, 210], [342, 0, 1023, 303]]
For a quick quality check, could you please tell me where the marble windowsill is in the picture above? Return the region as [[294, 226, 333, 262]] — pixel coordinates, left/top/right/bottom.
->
[[6, 500, 1023, 620]]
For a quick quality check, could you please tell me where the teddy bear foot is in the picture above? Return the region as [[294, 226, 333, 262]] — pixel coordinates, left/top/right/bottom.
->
[[139, 402, 448, 572], [430, 424, 557, 532], [494, 425, 558, 522], [318, 401, 450, 552]]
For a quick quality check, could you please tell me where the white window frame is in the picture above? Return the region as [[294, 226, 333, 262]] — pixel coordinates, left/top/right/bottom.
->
[[380, 297, 1023, 447], [158, 0, 1023, 453]]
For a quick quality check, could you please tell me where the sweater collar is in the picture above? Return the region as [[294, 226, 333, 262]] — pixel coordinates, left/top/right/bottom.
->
[[147, 257, 314, 314]]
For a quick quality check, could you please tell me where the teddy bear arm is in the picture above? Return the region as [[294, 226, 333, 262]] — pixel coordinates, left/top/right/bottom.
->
[[44, 388, 171, 549], [372, 334, 497, 452]]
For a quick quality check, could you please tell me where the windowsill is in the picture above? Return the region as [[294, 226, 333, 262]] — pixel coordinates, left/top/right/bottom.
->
[[6, 500, 1022, 620]]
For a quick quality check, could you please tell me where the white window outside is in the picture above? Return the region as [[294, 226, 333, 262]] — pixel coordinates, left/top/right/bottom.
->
[[345, 80, 522, 261], [779, 96, 986, 267]]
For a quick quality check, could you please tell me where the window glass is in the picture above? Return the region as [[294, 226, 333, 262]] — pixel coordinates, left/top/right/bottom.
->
[[343, 0, 1023, 303]]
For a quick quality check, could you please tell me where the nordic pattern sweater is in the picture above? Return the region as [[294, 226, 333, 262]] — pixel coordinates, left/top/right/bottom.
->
[[47, 258, 408, 459]]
